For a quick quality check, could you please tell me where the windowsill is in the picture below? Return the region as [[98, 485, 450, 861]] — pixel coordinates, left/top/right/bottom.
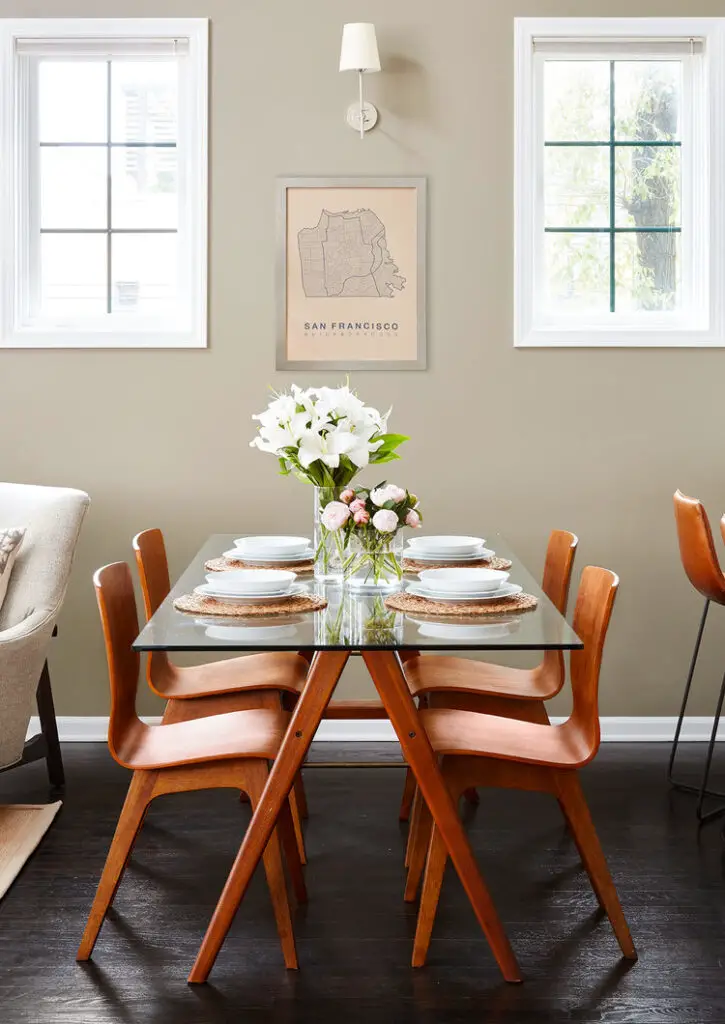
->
[[516, 328, 723, 348]]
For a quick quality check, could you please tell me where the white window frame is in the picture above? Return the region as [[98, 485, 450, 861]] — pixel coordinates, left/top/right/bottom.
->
[[0, 17, 208, 349], [514, 17, 725, 348]]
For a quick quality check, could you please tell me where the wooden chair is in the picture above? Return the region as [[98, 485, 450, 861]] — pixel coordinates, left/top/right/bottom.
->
[[407, 566, 637, 967], [399, 530, 578, 875], [667, 491, 725, 822], [77, 563, 306, 970], [133, 529, 311, 842]]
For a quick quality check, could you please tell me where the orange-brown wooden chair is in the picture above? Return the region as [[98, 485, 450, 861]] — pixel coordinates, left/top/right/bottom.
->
[[77, 563, 306, 971], [399, 530, 578, 882], [133, 529, 311, 844], [667, 491, 725, 822], [407, 566, 637, 968]]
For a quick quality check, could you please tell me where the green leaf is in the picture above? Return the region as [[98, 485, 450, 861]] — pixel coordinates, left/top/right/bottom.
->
[[374, 432, 409, 452], [371, 451, 401, 465]]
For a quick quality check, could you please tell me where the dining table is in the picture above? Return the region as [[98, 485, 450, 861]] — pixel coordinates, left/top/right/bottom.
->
[[133, 532, 583, 984]]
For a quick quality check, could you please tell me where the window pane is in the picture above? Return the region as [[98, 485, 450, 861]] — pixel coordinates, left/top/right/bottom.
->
[[111, 61, 178, 143], [544, 233, 610, 314], [544, 61, 610, 141], [111, 233, 178, 314], [614, 61, 680, 142], [545, 146, 609, 228], [111, 148, 178, 229], [40, 148, 107, 229], [38, 61, 107, 143], [40, 234, 107, 316], [615, 145, 680, 227], [615, 231, 680, 312]]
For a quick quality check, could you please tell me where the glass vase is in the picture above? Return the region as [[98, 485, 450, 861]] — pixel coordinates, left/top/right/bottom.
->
[[313, 486, 347, 583], [343, 528, 404, 590]]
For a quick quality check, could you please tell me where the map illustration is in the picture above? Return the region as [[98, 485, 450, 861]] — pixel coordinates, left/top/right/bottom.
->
[[297, 209, 406, 298]]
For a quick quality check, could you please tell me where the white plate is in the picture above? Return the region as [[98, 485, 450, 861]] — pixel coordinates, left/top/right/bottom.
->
[[223, 548, 314, 564], [194, 582, 308, 604], [403, 546, 495, 564], [406, 582, 523, 603], [205, 568, 296, 596], [234, 535, 311, 557], [407, 535, 485, 557], [201, 622, 300, 641], [408, 616, 522, 640], [418, 567, 509, 594]]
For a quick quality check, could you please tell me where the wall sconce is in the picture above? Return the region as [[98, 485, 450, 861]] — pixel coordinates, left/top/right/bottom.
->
[[339, 22, 381, 139]]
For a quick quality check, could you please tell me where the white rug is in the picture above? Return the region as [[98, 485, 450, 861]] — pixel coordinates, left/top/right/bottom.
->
[[0, 802, 62, 899]]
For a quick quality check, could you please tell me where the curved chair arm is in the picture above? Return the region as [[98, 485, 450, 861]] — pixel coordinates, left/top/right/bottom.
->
[[0, 607, 57, 769]]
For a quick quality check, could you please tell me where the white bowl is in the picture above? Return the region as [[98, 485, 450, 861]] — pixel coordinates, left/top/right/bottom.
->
[[234, 535, 311, 557], [407, 535, 485, 556], [204, 569, 296, 595], [417, 568, 509, 594]]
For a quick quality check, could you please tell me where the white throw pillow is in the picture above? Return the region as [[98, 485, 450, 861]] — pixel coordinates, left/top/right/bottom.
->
[[0, 528, 25, 614]]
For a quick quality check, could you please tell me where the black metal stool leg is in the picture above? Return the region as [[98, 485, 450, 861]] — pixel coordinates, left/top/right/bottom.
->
[[668, 599, 725, 818]]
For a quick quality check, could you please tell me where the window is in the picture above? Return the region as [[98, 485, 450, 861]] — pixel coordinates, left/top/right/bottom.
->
[[515, 18, 723, 347], [0, 19, 208, 348]]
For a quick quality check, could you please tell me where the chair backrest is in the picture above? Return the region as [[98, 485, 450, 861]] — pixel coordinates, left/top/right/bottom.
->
[[93, 562, 143, 766], [564, 566, 619, 765], [0, 482, 90, 630], [673, 490, 725, 604], [132, 529, 171, 619], [542, 530, 578, 614]]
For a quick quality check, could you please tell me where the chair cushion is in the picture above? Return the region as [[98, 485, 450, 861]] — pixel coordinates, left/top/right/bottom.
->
[[0, 528, 25, 614]]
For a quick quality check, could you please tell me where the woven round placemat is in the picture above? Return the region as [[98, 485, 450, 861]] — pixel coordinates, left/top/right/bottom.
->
[[174, 592, 327, 618], [205, 557, 314, 575], [384, 591, 537, 617], [402, 555, 512, 573]]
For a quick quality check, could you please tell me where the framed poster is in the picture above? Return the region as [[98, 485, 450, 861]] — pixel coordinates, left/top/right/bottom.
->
[[276, 177, 426, 370]]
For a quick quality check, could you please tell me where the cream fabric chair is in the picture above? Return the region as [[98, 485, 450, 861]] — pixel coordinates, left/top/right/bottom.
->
[[0, 483, 90, 771]]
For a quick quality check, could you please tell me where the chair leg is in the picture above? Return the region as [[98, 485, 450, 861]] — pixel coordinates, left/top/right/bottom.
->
[[463, 787, 480, 806], [36, 661, 64, 791], [293, 771, 309, 820], [667, 599, 725, 815], [412, 819, 449, 967], [288, 785, 307, 865], [404, 794, 433, 903], [277, 797, 308, 906], [554, 772, 637, 960], [399, 766, 416, 822], [76, 770, 157, 961], [405, 787, 423, 868], [245, 761, 298, 970]]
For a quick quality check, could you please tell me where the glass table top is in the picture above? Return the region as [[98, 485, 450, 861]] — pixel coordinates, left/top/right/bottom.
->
[[133, 534, 582, 653]]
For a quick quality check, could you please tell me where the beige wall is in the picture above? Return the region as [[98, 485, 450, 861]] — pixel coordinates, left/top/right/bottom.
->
[[2, 0, 724, 719]]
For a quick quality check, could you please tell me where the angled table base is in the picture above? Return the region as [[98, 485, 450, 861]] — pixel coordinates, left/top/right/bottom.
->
[[188, 650, 521, 985]]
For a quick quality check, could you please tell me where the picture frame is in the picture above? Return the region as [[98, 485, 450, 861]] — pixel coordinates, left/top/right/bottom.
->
[[276, 177, 427, 370]]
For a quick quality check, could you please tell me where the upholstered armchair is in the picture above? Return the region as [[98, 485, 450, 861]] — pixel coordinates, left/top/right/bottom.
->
[[0, 483, 90, 777]]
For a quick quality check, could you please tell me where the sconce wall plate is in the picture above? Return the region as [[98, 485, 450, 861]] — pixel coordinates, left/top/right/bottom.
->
[[346, 100, 378, 133]]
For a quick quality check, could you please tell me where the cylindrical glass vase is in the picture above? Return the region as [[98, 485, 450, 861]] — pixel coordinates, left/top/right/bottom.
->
[[343, 528, 404, 590], [313, 486, 347, 583]]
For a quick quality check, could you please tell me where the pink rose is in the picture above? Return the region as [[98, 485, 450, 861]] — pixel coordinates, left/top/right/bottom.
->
[[405, 509, 421, 528], [353, 509, 370, 525], [372, 508, 399, 533], [340, 489, 355, 504], [370, 484, 407, 507], [321, 501, 352, 531], [349, 498, 366, 514]]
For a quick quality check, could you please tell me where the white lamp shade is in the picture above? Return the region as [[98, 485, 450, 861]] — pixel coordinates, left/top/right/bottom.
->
[[339, 23, 381, 73]]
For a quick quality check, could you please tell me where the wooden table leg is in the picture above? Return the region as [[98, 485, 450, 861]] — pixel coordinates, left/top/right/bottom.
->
[[188, 651, 350, 984], [362, 651, 522, 983]]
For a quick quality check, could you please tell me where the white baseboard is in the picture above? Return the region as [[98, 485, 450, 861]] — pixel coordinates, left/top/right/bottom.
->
[[25, 715, 725, 744]]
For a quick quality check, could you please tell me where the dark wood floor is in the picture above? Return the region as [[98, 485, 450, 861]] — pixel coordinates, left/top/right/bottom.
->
[[1, 743, 724, 1024]]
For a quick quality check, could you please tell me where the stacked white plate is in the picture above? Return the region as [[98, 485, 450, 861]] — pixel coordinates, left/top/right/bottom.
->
[[195, 568, 307, 604], [408, 616, 522, 640], [406, 567, 522, 603], [404, 535, 495, 563], [224, 535, 314, 564]]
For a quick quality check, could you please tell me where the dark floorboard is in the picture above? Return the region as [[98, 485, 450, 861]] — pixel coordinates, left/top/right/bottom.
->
[[1, 743, 724, 1023]]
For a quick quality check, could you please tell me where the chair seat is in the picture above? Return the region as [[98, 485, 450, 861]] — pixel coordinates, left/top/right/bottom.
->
[[154, 651, 308, 699], [116, 708, 289, 770], [419, 708, 590, 769], [405, 654, 550, 701]]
